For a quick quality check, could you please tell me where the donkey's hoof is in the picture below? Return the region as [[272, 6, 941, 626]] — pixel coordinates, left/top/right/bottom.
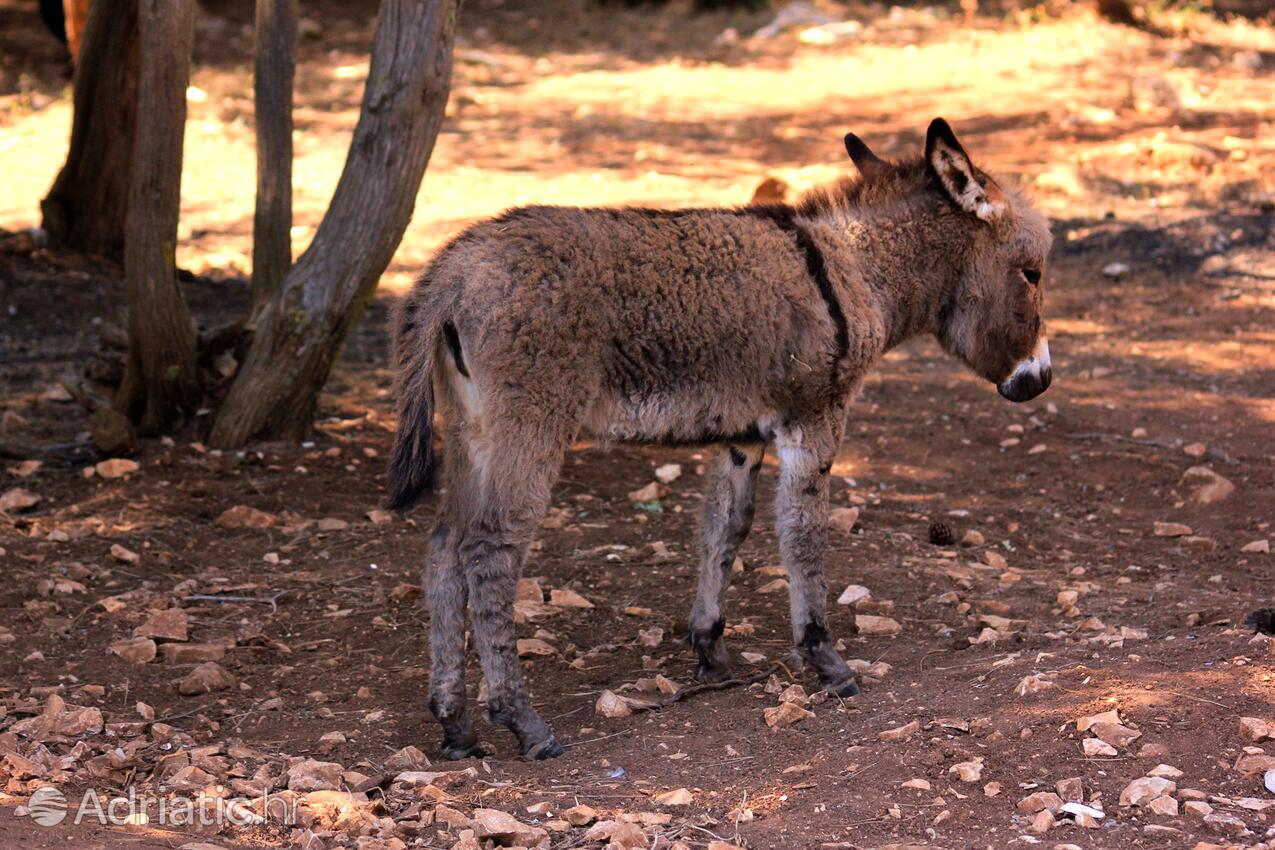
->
[[440, 738, 485, 761], [521, 735, 564, 761], [823, 677, 861, 699], [694, 658, 731, 683]]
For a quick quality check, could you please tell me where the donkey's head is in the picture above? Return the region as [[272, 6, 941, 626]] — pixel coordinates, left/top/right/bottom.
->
[[845, 119, 1053, 402]]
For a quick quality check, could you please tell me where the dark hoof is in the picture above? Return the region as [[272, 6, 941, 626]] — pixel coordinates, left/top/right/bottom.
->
[[440, 738, 485, 761], [521, 735, 564, 761], [822, 677, 860, 699], [694, 660, 731, 683]]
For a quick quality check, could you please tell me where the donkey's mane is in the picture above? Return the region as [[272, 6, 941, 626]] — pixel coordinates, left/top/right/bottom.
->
[[792, 157, 932, 218]]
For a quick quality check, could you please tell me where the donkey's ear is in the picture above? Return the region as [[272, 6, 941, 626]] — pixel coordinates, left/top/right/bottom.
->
[[844, 132, 885, 175], [925, 118, 1004, 221]]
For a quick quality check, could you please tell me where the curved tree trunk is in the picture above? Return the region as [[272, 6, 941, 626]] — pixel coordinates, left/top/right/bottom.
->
[[114, 0, 200, 434], [41, 0, 139, 263], [209, 0, 458, 448], [252, 0, 297, 316]]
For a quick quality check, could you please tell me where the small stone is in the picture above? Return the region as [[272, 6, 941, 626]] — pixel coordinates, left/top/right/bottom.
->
[[1202, 812, 1246, 835], [134, 608, 189, 642], [654, 787, 693, 806], [902, 778, 931, 791], [1153, 521, 1192, 537], [1184, 800, 1213, 818], [1029, 809, 1055, 834], [216, 505, 279, 529], [948, 759, 983, 782], [1056, 777, 1083, 802], [1090, 721, 1141, 748], [836, 584, 871, 607], [366, 509, 394, 525], [756, 578, 788, 594], [654, 463, 682, 484], [1148, 764, 1184, 779], [982, 550, 1008, 569], [855, 614, 901, 636], [516, 638, 556, 657], [1239, 717, 1271, 742], [828, 507, 860, 534], [764, 701, 814, 729], [161, 643, 225, 664], [627, 481, 664, 502], [287, 759, 345, 792], [564, 804, 598, 826], [110, 636, 156, 664], [95, 458, 140, 479], [1179, 466, 1234, 505], [595, 690, 632, 718], [470, 808, 549, 848], [1147, 796, 1179, 816], [1103, 262, 1130, 278], [549, 588, 593, 608], [1182, 442, 1207, 458], [1017, 791, 1063, 814], [178, 662, 235, 695], [879, 719, 920, 742], [960, 529, 984, 547], [316, 517, 349, 531], [0, 488, 41, 512], [1240, 539, 1270, 553], [1119, 776, 1175, 807], [110, 543, 140, 564], [1016, 673, 1056, 696], [1083, 738, 1118, 757], [1076, 709, 1122, 731], [384, 746, 430, 773], [983, 782, 1002, 797]]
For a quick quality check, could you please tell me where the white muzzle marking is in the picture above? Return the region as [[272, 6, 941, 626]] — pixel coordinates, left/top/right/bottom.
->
[[1010, 337, 1050, 383], [998, 337, 1052, 402]]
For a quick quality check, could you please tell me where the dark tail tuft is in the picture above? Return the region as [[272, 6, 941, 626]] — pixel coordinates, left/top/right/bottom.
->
[[386, 379, 436, 511], [386, 295, 442, 512]]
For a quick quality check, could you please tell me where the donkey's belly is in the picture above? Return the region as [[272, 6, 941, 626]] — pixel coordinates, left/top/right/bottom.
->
[[584, 389, 777, 446]]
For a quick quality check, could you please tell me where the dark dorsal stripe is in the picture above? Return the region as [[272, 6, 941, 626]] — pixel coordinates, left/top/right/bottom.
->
[[741, 205, 850, 366]]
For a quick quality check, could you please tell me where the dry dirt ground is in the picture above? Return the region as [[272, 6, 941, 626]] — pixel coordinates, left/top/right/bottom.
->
[[1, 1, 1275, 849]]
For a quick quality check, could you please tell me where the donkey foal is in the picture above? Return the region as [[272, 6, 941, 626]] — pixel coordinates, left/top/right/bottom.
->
[[389, 119, 1053, 760]]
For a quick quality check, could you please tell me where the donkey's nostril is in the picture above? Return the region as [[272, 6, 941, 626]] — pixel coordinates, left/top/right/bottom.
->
[[997, 360, 1051, 403]]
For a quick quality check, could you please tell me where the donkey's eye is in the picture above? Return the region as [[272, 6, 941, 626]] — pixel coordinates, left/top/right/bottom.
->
[[1022, 268, 1041, 284]]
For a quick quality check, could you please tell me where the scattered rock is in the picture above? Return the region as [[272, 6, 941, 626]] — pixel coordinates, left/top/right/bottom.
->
[[135, 608, 189, 642], [470, 808, 549, 848], [1147, 796, 1179, 816], [1240, 539, 1270, 553], [1018, 792, 1063, 814], [1119, 776, 1176, 807], [654, 787, 693, 806], [854, 614, 901, 636], [1184, 800, 1213, 819], [595, 690, 632, 719], [110, 636, 156, 664], [316, 517, 349, 531], [549, 588, 593, 608], [564, 804, 598, 826], [654, 463, 682, 484], [836, 584, 871, 607], [1103, 262, 1131, 278], [516, 638, 556, 657], [1056, 777, 1083, 802], [110, 543, 140, 564], [1202, 812, 1247, 836], [1239, 717, 1271, 742], [828, 507, 859, 534], [384, 746, 430, 774], [1179, 466, 1234, 505], [1090, 721, 1141, 748], [1153, 522, 1192, 538], [627, 482, 664, 503], [1083, 738, 1118, 757], [949, 759, 983, 782], [0, 487, 41, 512], [95, 458, 140, 479], [1016, 673, 1056, 696], [764, 701, 814, 729], [161, 643, 226, 664], [879, 719, 920, 742], [216, 505, 280, 529], [178, 662, 235, 695], [288, 759, 346, 793]]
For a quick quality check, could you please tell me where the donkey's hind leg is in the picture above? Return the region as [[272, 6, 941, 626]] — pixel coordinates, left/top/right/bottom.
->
[[688, 443, 764, 681], [774, 425, 859, 698], [460, 437, 565, 759], [428, 423, 484, 759]]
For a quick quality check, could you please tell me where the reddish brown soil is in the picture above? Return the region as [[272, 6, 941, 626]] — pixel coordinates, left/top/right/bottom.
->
[[2, 1, 1275, 849]]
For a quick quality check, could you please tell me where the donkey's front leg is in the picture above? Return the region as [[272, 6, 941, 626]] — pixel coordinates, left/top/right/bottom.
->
[[774, 428, 859, 698], [688, 443, 764, 681]]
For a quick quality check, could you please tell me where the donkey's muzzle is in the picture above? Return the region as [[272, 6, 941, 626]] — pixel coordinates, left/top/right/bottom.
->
[[997, 338, 1052, 403]]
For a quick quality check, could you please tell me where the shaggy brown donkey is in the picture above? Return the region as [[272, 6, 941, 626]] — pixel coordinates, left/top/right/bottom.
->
[[389, 118, 1053, 760]]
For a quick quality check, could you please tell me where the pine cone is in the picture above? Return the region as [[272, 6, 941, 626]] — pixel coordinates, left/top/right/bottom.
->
[[928, 521, 955, 546]]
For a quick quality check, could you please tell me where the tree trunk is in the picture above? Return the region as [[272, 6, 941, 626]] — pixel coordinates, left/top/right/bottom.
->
[[114, 0, 201, 434], [209, 0, 458, 448], [252, 0, 297, 315], [41, 0, 139, 263]]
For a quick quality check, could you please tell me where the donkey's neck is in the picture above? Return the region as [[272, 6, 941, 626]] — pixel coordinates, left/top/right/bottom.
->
[[805, 204, 959, 351]]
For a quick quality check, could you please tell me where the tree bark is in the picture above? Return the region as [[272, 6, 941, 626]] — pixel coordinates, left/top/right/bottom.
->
[[114, 0, 201, 434], [63, 0, 92, 62], [209, 0, 458, 448], [252, 0, 297, 315], [41, 0, 139, 263]]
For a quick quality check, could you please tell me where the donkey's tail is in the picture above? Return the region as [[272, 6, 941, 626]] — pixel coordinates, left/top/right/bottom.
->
[[386, 296, 443, 512]]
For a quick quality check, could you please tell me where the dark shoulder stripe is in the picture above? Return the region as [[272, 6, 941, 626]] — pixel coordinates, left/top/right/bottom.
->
[[737, 205, 850, 365]]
